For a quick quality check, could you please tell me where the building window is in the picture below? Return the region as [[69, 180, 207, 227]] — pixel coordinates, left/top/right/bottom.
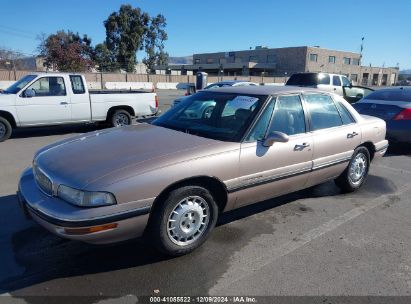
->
[[343, 57, 351, 65], [206, 58, 214, 64], [267, 55, 276, 63], [352, 58, 360, 65], [310, 54, 318, 62], [329, 56, 336, 64], [350, 74, 358, 82], [249, 56, 259, 62], [194, 59, 201, 64]]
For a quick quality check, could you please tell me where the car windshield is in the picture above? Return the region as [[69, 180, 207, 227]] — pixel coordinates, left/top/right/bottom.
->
[[364, 89, 411, 102], [3, 75, 37, 94], [152, 91, 267, 142]]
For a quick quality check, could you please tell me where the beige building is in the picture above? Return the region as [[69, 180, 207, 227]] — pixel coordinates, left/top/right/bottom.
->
[[160, 46, 399, 86]]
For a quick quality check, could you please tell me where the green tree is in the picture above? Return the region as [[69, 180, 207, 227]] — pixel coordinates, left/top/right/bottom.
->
[[93, 43, 118, 72], [99, 4, 169, 73], [38, 31, 94, 72], [103, 4, 150, 72], [143, 14, 169, 73]]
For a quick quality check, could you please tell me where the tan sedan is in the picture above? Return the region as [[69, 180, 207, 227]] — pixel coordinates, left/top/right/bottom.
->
[[18, 86, 388, 256]]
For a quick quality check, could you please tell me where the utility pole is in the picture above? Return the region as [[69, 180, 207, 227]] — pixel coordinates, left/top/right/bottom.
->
[[359, 37, 364, 85]]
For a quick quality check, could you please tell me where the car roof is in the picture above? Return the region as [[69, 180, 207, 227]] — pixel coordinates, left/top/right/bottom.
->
[[207, 85, 324, 96], [212, 80, 252, 85]]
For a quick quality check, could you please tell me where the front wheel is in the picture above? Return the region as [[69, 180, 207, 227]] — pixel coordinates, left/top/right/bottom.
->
[[149, 186, 218, 256], [0, 117, 12, 142], [335, 146, 370, 192], [111, 110, 132, 127]]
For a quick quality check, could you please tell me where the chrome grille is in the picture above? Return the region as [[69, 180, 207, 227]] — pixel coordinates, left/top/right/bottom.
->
[[34, 164, 53, 195]]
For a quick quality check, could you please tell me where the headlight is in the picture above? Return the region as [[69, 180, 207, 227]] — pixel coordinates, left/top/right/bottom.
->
[[57, 185, 116, 207]]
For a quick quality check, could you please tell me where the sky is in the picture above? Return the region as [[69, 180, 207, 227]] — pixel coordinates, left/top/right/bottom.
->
[[0, 0, 409, 69]]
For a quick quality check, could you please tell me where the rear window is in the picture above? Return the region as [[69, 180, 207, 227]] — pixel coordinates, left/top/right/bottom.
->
[[364, 89, 411, 102], [286, 73, 330, 86]]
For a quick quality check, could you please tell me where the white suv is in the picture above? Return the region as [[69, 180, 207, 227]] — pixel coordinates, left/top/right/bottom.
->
[[286, 72, 352, 96]]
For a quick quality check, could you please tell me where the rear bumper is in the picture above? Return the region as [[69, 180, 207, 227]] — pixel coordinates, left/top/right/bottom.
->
[[18, 168, 151, 244], [386, 121, 411, 143], [374, 140, 389, 158]]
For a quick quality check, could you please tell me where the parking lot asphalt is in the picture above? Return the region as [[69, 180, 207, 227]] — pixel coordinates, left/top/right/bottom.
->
[[1, 90, 411, 301]]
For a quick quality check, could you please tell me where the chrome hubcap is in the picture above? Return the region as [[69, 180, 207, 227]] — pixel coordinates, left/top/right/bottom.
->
[[0, 122, 5, 138], [167, 196, 210, 246], [349, 153, 367, 185], [114, 113, 130, 127]]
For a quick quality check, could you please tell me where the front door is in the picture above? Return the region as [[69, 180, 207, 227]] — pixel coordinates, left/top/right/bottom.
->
[[234, 94, 313, 208], [16, 76, 71, 126]]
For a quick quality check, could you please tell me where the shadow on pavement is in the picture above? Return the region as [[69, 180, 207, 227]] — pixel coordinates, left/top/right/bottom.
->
[[0, 171, 397, 297], [384, 142, 411, 157], [10, 124, 105, 140]]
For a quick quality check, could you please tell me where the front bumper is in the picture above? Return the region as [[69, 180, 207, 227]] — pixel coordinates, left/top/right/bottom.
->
[[18, 168, 152, 244]]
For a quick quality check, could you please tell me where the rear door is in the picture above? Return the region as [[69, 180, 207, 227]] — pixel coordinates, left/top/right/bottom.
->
[[303, 93, 361, 185], [235, 94, 313, 208]]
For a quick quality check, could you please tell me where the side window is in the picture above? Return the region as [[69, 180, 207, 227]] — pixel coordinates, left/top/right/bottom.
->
[[318, 73, 330, 85], [27, 77, 66, 97], [333, 76, 342, 86], [304, 94, 343, 131], [246, 100, 275, 141], [341, 76, 351, 87], [269, 95, 306, 136], [70, 75, 85, 94], [335, 100, 355, 125]]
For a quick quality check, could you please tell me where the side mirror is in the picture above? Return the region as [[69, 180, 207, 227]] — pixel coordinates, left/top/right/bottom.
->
[[263, 131, 289, 147], [24, 89, 35, 98]]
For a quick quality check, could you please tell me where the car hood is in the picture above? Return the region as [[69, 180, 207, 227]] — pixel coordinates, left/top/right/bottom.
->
[[34, 124, 219, 189]]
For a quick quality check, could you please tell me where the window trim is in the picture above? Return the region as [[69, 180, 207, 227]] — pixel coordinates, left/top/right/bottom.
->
[[332, 97, 357, 125], [301, 93, 345, 132], [243, 93, 309, 143], [328, 56, 336, 64], [309, 53, 318, 62], [69, 75, 86, 94], [25, 76, 67, 97]]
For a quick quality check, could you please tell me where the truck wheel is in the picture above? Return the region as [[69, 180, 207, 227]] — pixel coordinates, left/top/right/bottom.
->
[[0, 117, 12, 142], [111, 110, 131, 127], [149, 186, 218, 256], [334, 146, 370, 193]]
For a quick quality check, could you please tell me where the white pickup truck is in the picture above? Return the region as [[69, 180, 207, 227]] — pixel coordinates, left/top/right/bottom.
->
[[0, 73, 158, 141]]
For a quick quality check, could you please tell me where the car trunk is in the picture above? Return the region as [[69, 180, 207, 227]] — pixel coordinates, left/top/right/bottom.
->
[[353, 102, 404, 121]]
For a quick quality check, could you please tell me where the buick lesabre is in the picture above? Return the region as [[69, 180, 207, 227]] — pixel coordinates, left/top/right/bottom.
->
[[18, 86, 388, 256]]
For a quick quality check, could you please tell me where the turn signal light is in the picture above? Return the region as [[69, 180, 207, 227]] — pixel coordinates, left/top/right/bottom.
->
[[64, 223, 118, 235], [155, 95, 159, 109], [394, 108, 411, 120]]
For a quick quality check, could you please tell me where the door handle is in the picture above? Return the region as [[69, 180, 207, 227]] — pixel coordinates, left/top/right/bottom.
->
[[60, 102, 68, 105], [294, 143, 310, 151], [347, 132, 358, 138]]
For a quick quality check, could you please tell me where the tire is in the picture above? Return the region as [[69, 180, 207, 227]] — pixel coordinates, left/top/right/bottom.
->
[[110, 110, 132, 127], [0, 117, 12, 142], [334, 146, 370, 193], [149, 186, 219, 256]]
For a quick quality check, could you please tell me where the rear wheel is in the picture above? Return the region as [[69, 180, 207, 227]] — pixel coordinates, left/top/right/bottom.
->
[[149, 186, 218, 256], [110, 110, 132, 127], [0, 117, 12, 142], [335, 146, 370, 192]]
